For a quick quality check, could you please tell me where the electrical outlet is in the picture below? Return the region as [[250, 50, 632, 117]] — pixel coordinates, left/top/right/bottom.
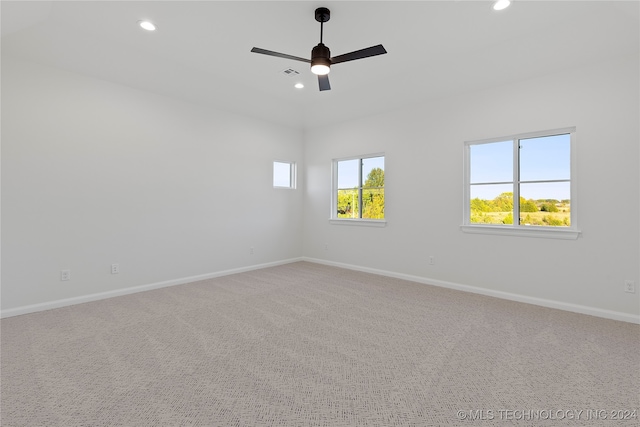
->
[[324, 243, 328, 251], [111, 263, 120, 274], [624, 280, 635, 293], [60, 270, 71, 281], [250, 247, 254, 255], [429, 256, 435, 265]]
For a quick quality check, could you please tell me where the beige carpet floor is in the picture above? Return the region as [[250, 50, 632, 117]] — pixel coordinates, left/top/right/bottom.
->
[[1, 261, 639, 426]]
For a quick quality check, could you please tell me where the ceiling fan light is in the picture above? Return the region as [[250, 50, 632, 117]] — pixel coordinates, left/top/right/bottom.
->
[[311, 63, 330, 75]]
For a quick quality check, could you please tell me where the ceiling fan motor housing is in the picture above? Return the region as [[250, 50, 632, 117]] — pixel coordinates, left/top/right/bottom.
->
[[311, 43, 331, 68]]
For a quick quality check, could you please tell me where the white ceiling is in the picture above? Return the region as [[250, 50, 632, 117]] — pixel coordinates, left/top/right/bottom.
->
[[2, 1, 639, 130]]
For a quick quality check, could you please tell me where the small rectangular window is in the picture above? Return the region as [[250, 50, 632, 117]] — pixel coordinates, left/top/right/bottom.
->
[[463, 128, 579, 239], [332, 154, 385, 223], [273, 161, 295, 189]]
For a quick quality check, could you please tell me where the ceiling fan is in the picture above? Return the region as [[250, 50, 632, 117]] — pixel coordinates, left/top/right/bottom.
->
[[251, 7, 387, 91]]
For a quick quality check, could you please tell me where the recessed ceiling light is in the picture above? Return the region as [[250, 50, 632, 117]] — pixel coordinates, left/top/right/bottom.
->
[[138, 20, 156, 31], [493, 0, 511, 11], [294, 83, 304, 89]]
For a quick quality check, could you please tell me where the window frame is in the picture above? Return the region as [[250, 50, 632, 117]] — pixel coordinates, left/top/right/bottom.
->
[[273, 160, 296, 190], [330, 152, 386, 227], [461, 127, 580, 239]]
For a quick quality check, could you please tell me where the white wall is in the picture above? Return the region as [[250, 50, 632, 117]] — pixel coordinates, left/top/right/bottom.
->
[[1, 57, 304, 312], [303, 54, 640, 321]]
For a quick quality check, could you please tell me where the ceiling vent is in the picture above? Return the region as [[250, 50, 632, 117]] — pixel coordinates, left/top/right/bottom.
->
[[281, 68, 300, 77]]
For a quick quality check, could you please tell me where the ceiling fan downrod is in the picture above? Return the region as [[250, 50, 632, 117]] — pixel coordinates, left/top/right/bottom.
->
[[315, 7, 330, 43]]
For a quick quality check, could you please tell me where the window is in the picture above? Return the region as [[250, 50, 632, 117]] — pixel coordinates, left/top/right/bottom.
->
[[273, 161, 295, 189], [462, 127, 579, 239], [331, 154, 385, 225]]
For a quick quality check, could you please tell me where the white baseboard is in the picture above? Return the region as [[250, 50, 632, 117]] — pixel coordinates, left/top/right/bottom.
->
[[4, 257, 638, 324], [302, 257, 640, 325], [0, 258, 304, 319]]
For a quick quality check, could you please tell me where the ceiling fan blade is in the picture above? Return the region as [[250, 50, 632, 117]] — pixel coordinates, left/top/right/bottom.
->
[[250, 47, 310, 63], [318, 74, 331, 91], [330, 44, 387, 65]]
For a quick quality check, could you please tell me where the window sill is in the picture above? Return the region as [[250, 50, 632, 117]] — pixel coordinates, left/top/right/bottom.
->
[[460, 224, 581, 240], [329, 219, 387, 228]]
